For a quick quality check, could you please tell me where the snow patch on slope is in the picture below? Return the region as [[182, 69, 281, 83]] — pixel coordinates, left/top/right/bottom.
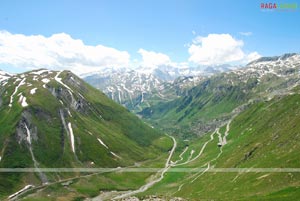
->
[[30, 88, 37, 95], [30, 69, 49, 75], [96, 137, 121, 158], [24, 124, 32, 144], [18, 94, 28, 107], [67, 109, 72, 117], [110, 151, 121, 159], [97, 138, 109, 149], [55, 71, 73, 92], [68, 122, 75, 153], [9, 78, 26, 107], [41, 78, 50, 83], [0, 75, 10, 82], [0, 70, 12, 82], [33, 76, 38, 81]]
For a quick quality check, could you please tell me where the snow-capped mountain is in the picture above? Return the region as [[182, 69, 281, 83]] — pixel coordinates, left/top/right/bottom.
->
[[0, 69, 12, 82], [83, 53, 300, 114], [83, 68, 165, 111], [136, 64, 208, 80], [82, 65, 226, 111], [246, 53, 300, 74], [202, 64, 240, 75], [230, 53, 300, 90], [139, 53, 300, 137]]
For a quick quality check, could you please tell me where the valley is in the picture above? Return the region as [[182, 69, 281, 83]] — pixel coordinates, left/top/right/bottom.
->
[[1, 53, 300, 200], [0, 0, 299, 200]]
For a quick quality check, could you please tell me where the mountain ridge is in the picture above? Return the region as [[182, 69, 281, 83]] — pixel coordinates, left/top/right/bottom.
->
[[0, 68, 170, 199], [138, 53, 300, 138]]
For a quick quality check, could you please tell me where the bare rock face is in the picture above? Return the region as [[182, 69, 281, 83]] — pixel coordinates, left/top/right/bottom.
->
[[65, 71, 88, 93], [47, 84, 90, 115], [16, 111, 38, 145]]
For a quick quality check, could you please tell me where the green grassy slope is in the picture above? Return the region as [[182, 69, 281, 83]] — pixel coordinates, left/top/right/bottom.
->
[[140, 73, 254, 138], [140, 59, 300, 139], [0, 70, 170, 199], [141, 93, 300, 200]]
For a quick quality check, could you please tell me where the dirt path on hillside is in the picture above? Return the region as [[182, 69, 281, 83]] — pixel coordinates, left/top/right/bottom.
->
[[109, 135, 177, 200]]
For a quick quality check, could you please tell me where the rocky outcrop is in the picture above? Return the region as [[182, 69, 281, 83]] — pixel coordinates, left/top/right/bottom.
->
[[16, 111, 38, 145]]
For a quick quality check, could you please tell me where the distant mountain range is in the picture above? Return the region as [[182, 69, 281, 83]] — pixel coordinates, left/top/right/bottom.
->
[[139, 53, 300, 137], [1, 53, 300, 200], [139, 53, 300, 200], [81, 53, 300, 138], [82, 64, 239, 112]]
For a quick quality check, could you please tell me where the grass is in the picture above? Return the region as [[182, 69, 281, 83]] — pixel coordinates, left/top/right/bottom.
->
[[3, 67, 300, 200], [0, 70, 170, 199], [140, 74, 251, 138], [18, 145, 172, 200], [139, 93, 300, 200]]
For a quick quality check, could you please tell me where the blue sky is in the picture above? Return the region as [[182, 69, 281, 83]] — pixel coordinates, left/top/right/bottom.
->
[[0, 0, 299, 74]]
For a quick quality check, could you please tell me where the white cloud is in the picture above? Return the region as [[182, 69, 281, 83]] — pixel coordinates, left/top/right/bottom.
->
[[0, 30, 130, 74], [245, 51, 261, 63], [188, 33, 261, 66], [239, 32, 252, 36], [138, 48, 171, 67], [188, 34, 245, 65]]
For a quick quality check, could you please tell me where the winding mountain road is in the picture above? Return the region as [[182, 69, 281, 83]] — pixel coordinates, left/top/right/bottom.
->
[[13, 105, 240, 200], [112, 135, 177, 200]]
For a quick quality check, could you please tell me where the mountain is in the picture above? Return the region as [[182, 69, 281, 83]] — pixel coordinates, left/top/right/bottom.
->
[[82, 63, 241, 114], [0, 69, 170, 199], [82, 67, 205, 113], [202, 64, 240, 75], [81, 64, 220, 113], [2, 53, 300, 200], [133, 53, 300, 200], [0, 70, 12, 82], [145, 86, 300, 200], [83, 68, 164, 111], [139, 53, 300, 138]]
